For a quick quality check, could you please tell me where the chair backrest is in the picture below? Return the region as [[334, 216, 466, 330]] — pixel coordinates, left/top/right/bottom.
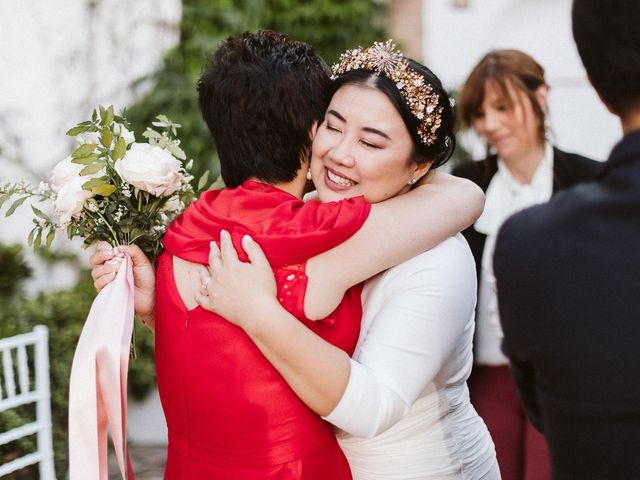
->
[[0, 325, 55, 479]]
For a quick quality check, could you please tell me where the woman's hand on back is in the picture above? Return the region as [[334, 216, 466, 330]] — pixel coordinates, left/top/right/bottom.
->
[[89, 241, 156, 327], [196, 230, 278, 331]]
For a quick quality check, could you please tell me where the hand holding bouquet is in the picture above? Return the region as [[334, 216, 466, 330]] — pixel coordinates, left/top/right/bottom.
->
[[1, 106, 209, 480], [1, 105, 208, 261]]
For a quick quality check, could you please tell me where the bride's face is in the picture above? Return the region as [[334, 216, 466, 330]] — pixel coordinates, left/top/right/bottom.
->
[[311, 84, 422, 204]]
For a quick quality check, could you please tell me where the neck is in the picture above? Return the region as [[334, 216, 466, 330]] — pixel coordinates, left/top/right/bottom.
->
[[501, 142, 546, 185], [621, 109, 640, 135], [251, 167, 308, 200]]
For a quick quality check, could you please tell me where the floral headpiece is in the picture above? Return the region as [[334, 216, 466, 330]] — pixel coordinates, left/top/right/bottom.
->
[[331, 40, 443, 146]]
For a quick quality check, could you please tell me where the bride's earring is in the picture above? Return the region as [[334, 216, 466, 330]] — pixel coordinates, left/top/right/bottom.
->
[[306, 168, 312, 181], [410, 176, 417, 185]]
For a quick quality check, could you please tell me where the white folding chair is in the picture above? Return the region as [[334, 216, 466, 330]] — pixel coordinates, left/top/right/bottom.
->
[[0, 325, 55, 479]]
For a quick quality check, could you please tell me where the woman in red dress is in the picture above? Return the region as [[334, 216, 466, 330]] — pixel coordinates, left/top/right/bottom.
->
[[91, 31, 483, 479]]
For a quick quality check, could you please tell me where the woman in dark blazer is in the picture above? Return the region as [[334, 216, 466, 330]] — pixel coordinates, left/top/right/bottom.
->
[[452, 49, 600, 480]]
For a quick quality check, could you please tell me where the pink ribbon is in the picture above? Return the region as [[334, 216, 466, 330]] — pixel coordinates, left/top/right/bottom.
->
[[68, 254, 135, 479]]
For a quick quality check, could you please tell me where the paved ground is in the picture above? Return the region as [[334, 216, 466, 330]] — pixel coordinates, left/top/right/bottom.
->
[[108, 444, 167, 479]]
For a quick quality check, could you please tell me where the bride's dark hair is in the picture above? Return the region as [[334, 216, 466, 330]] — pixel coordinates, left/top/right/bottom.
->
[[331, 61, 456, 169]]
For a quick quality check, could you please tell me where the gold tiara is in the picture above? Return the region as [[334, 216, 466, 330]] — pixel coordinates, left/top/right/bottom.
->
[[331, 40, 443, 146]]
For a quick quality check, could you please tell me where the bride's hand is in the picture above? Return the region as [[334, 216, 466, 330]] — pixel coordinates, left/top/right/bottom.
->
[[89, 241, 156, 327], [196, 230, 278, 329]]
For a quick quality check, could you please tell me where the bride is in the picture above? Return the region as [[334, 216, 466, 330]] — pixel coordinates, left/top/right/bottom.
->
[[197, 42, 500, 479]]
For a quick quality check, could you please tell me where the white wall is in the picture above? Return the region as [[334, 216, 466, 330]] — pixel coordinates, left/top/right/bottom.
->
[[0, 0, 181, 245], [0, 0, 181, 293], [422, 0, 620, 161], [0, 0, 180, 445]]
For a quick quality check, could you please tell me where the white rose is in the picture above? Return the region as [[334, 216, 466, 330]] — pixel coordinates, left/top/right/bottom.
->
[[115, 143, 183, 197], [50, 156, 83, 193], [54, 176, 94, 227]]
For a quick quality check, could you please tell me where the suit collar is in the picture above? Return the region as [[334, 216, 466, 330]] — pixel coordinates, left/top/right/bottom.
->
[[600, 129, 640, 177]]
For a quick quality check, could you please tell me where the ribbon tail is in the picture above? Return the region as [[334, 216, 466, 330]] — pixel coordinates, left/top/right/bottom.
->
[[69, 254, 136, 480]]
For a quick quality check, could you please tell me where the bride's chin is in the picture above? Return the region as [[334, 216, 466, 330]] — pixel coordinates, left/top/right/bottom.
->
[[316, 187, 346, 203]]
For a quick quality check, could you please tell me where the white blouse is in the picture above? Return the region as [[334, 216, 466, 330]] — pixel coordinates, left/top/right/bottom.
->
[[323, 234, 500, 479], [474, 144, 554, 365]]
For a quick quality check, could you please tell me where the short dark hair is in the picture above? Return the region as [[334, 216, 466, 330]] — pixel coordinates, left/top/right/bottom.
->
[[572, 0, 640, 116], [459, 50, 547, 143], [198, 31, 331, 187], [331, 60, 456, 169]]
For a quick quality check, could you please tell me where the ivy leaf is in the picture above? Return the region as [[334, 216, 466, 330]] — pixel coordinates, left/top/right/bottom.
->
[[100, 128, 113, 148], [72, 143, 97, 158], [82, 178, 108, 191], [112, 137, 127, 161], [45, 228, 56, 248], [71, 153, 100, 165], [33, 228, 43, 249], [197, 170, 210, 192], [67, 222, 78, 239], [27, 227, 37, 246], [6, 196, 28, 216], [80, 163, 105, 176], [31, 205, 50, 221], [92, 184, 118, 196], [101, 106, 115, 126], [0, 192, 13, 210], [66, 125, 91, 136]]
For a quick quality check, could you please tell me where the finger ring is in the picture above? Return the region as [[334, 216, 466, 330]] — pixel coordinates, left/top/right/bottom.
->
[[202, 277, 210, 290]]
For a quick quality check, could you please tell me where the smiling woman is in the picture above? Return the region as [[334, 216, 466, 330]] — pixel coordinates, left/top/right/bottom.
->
[[312, 55, 455, 205], [196, 41, 500, 480], [312, 84, 421, 202], [453, 49, 600, 480]]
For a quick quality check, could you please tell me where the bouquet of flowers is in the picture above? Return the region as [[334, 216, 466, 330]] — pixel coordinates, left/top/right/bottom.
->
[[1, 106, 209, 480], [0, 105, 208, 261]]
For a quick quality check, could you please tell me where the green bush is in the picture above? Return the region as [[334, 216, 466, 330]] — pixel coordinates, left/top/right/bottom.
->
[[126, 0, 387, 186], [0, 243, 155, 478]]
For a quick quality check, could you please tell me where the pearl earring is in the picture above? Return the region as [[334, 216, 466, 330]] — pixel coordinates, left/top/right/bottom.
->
[[306, 168, 312, 181], [410, 176, 417, 185]]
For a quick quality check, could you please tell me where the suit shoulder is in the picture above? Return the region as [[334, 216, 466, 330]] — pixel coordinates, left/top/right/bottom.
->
[[554, 147, 602, 179], [499, 180, 603, 245]]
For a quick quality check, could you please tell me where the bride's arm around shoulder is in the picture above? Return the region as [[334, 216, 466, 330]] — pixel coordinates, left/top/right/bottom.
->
[[324, 234, 477, 438], [305, 172, 484, 319]]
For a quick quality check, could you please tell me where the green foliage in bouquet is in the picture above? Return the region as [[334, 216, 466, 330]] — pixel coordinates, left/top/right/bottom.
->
[[0, 106, 209, 262], [125, 0, 387, 185], [0, 243, 156, 478]]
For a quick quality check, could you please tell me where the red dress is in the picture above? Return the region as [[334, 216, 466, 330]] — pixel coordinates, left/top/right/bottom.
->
[[156, 181, 370, 479]]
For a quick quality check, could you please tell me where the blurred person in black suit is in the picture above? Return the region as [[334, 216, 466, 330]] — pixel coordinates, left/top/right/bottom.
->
[[494, 1, 640, 478], [453, 49, 599, 480]]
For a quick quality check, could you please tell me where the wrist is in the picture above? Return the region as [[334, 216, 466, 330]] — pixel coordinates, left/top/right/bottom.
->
[[242, 296, 282, 337], [139, 307, 155, 328]]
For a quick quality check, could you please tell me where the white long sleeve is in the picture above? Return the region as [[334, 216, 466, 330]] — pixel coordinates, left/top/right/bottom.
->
[[323, 234, 477, 438]]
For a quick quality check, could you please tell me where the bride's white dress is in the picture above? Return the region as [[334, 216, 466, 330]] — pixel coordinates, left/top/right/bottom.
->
[[324, 235, 500, 479]]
